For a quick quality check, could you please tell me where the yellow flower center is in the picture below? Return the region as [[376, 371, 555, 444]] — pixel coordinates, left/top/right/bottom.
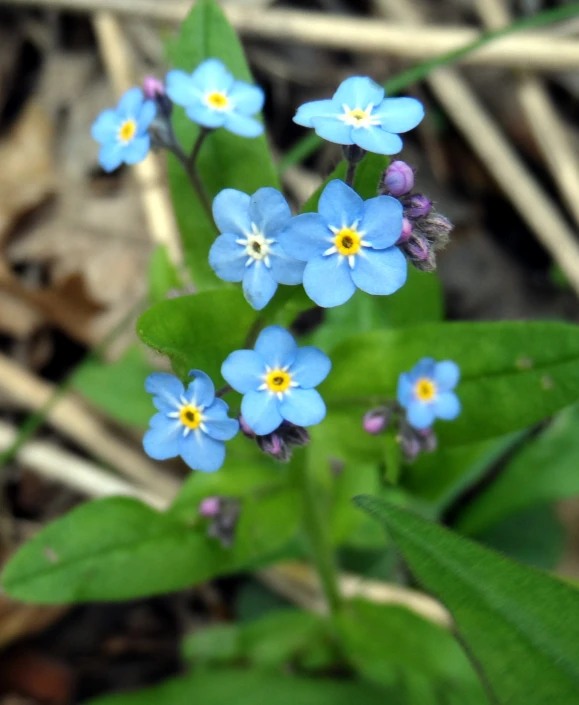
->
[[347, 107, 369, 123], [415, 378, 437, 402], [118, 119, 137, 142], [206, 92, 229, 110], [335, 227, 362, 256], [179, 405, 202, 430], [265, 369, 292, 393]]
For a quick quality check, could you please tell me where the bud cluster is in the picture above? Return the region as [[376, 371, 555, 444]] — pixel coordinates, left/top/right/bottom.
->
[[240, 416, 310, 463], [199, 496, 241, 548]]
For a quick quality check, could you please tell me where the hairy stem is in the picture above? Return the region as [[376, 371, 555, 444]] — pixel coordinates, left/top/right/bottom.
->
[[345, 159, 358, 187], [173, 129, 213, 222]]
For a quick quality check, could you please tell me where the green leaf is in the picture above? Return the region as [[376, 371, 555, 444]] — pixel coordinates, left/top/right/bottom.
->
[[457, 404, 579, 535], [148, 245, 183, 304], [167, 0, 279, 289], [73, 346, 153, 427], [83, 669, 394, 705], [137, 289, 257, 381], [355, 495, 579, 703], [322, 321, 579, 446], [2, 491, 299, 603]]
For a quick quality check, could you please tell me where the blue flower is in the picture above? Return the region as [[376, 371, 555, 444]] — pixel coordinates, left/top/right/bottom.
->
[[209, 187, 305, 310], [293, 76, 423, 155], [397, 358, 461, 430], [166, 59, 264, 138], [91, 87, 156, 172], [143, 369, 239, 472], [278, 179, 407, 308], [221, 325, 331, 436]]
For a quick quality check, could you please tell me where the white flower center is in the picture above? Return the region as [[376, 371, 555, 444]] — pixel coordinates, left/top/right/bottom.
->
[[338, 103, 381, 130], [236, 223, 275, 268]]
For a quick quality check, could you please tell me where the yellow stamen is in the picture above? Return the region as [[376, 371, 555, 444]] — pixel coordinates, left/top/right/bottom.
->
[[206, 92, 229, 110], [347, 108, 368, 122], [415, 378, 437, 402], [265, 370, 292, 393], [179, 405, 202, 430], [334, 227, 362, 256], [118, 119, 137, 142]]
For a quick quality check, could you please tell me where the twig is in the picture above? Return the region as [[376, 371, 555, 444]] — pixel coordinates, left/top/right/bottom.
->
[[5, 0, 579, 70]]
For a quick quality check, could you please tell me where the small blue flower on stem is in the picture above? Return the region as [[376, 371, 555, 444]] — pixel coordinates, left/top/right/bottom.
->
[[278, 179, 406, 308], [143, 369, 239, 472], [221, 325, 331, 436], [166, 58, 264, 138], [91, 87, 156, 172], [397, 358, 461, 430], [293, 76, 423, 155], [209, 187, 305, 310]]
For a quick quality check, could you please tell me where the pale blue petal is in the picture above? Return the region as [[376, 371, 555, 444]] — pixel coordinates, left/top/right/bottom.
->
[[117, 87, 144, 118], [374, 97, 424, 133], [209, 233, 246, 282], [411, 358, 436, 382], [185, 369, 215, 407], [434, 361, 460, 392], [360, 196, 403, 249], [221, 349, 265, 393], [289, 347, 331, 389], [254, 325, 298, 368], [243, 261, 277, 310], [352, 126, 403, 155], [223, 113, 263, 137], [137, 101, 157, 132], [203, 401, 239, 441], [122, 136, 150, 165], [268, 244, 306, 285], [190, 58, 234, 94], [166, 70, 200, 105], [293, 99, 336, 127], [278, 213, 332, 261], [179, 430, 225, 472], [397, 373, 413, 408], [143, 415, 181, 460], [91, 110, 120, 144], [229, 81, 264, 115], [311, 116, 353, 145], [350, 247, 407, 296], [212, 189, 251, 235], [249, 188, 291, 236], [318, 180, 363, 228], [303, 255, 356, 308], [333, 76, 384, 110], [241, 390, 283, 435], [280, 388, 326, 427], [145, 372, 184, 412], [434, 392, 461, 421], [407, 401, 435, 430], [98, 142, 124, 173], [186, 101, 227, 129]]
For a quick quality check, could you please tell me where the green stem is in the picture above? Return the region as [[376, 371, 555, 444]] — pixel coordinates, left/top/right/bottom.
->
[[384, 428, 401, 484], [345, 160, 358, 187], [295, 458, 342, 617], [173, 129, 213, 223]]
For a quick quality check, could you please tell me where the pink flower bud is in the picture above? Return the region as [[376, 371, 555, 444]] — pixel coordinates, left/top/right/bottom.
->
[[143, 76, 166, 100], [403, 194, 432, 219], [383, 161, 414, 197], [199, 497, 221, 517], [239, 415, 256, 438], [363, 408, 389, 435], [396, 217, 413, 245]]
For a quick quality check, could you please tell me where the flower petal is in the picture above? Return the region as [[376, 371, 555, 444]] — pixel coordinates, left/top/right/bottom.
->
[[411, 358, 436, 382], [360, 195, 403, 249], [407, 401, 435, 430], [303, 254, 356, 308], [229, 81, 264, 115], [242, 261, 278, 310], [277, 213, 333, 261], [203, 401, 239, 441], [179, 430, 225, 472], [434, 392, 461, 421], [185, 101, 228, 129], [310, 116, 353, 145], [434, 361, 460, 392], [254, 325, 298, 368], [241, 389, 283, 435], [280, 388, 326, 427], [212, 189, 251, 235], [209, 233, 247, 282], [333, 76, 384, 110], [166, 70, 200, 105], [352, 126, 403, 155], [318, 180, 363, 228], [117, 87, 144, 118], [185, 369, 215, 407], [145, 372, 184, 412], [143, 414, 181, 460], [293, 99, 335, 127], [221, 349, 265, 393], [137, 100, 157, 132], [91, 110, 120, 144], [223, 112, 263, 138], [191, 58, 234, 94], [98, 142, 123, 173], [351, 246, 407, 296], [122, 136, 151, 165], [290, 347, 331, 388], [374, 97, 425, 133], [249, 188, 291, 236], [397, 372, 413, 408], [268, 244, 306, 285]]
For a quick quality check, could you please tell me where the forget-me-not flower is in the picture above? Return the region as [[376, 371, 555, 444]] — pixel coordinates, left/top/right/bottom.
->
[[278, 179, 407, 308], [397, 358, 461, 430], [91, 87, 156, 172], [166, 59, 264, 138], [143, 369, 239, 472], [294, 76, 423, 155], [221, 325, 331, 436], [209, 187, 305, 310]]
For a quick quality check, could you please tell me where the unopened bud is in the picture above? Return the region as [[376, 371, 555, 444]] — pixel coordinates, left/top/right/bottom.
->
[[420, 213, 453, 250], [401, 436, 421, 463], [280, 422, 310, 448], [143, 75, 173, 122], [199, 496, 221, 517], [419, 428, 438, 454], [405, 234, 430, 262], [396, 217, 413, 245], [402, 193, 432, 219], [206, 498, 240, 548], [143, 76, 166, 100], [257, 431, 292, 462], [383, 161, 414, 197], [363, 408, 390, 435]]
